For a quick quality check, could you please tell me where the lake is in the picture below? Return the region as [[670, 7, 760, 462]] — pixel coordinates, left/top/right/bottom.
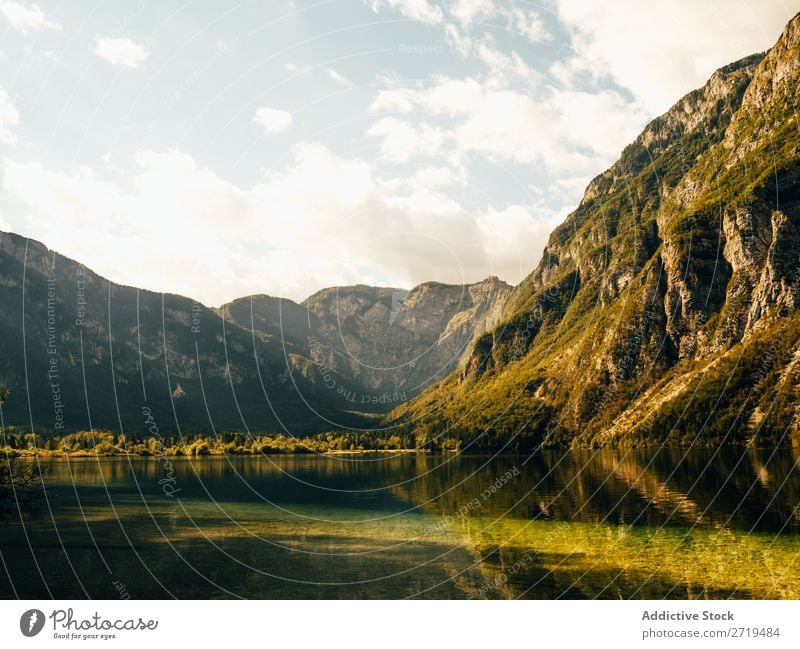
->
[[2, 447, 800, 599]]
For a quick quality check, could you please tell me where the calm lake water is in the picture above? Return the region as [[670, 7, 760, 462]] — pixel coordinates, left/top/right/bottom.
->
[[2, 448, 800, 599]]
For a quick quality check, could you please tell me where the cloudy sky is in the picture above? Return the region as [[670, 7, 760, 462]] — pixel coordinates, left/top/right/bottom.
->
[[0, 0, 796, 305]]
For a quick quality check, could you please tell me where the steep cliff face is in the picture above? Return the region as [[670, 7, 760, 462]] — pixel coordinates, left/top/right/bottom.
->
[[306, 278, 511, 397], [222, 277, 511, 410], [387, 13, 800, 448]]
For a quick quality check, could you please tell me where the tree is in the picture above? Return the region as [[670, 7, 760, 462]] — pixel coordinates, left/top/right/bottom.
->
[[0, 458, 44, 514], [0, 385, 45, 514]]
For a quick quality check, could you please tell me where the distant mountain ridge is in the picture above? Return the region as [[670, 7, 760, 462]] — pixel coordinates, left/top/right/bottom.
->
[[0, 230, 509, 434], [221, 277, 510, 405]]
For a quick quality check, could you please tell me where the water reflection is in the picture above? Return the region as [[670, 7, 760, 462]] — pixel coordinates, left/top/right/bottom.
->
[[1, 447, 799, 599]]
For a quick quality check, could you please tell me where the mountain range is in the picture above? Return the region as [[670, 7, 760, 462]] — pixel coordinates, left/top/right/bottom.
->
[[1, 12, 799, 447], [0, 230, 509, 435]]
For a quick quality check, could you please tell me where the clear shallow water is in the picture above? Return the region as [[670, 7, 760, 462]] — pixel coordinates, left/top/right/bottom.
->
[[2, 448, 800, 599]]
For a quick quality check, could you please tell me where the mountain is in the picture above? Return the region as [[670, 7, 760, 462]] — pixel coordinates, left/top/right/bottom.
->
[[0, 231, 367, 436], [221, 277, 510, 411], [0, 231, 509, 434], [4, 14, 799, 446], [386, 14, 800, 449]]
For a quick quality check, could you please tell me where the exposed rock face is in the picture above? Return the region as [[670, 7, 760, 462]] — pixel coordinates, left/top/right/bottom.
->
[[723, 15, 800, 164], [222, 277, 511, 410], [387, 13, 800, 448]]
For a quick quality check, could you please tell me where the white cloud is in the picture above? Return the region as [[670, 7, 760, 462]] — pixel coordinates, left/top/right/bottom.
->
[[253, 106, 293, 135], [2, 145, 557, 303], [366, 117, 446, 162], [252, 144, 374, 219], [554, 0, 798, 114], [0, 1, 60, 32], [425, 76, 486, 114], [506, 7, 549, 43], [549, 88, 649, 159], [472, 37, 540, 87], [453, 89, 544, 164], [327, 68, 349, 83], [405, 164, 466, 192], [475, 204, 563, 283], [441, 22, 541, 88], [369, 87, 417, 113], [285, 62, 312, 73], [368, 76, 647, 172], [3, 153, 258, 304], [366, 0, 443, 24], [444, 0, 550, 44], [456, 86, 647, 171], [0, 87, 19, 145], [92, 36, 149, 68], [447, 0, 495, 24], [370, 76, 484, 115]]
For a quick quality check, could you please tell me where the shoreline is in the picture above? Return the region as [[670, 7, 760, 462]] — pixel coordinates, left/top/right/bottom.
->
[[2, 444, 797, 460]]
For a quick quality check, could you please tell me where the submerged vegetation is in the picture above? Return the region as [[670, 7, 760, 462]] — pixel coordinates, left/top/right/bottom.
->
[[4, 447, 800, 599], [456, 517, 800, 599]]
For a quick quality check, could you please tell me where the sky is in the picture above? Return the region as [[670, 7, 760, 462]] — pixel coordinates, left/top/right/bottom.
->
[[0, 0, 797, 306]]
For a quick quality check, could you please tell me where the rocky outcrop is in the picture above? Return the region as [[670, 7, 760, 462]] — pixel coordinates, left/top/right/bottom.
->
[[223, 277, 512, 410], [723, 15, 800, 164]]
